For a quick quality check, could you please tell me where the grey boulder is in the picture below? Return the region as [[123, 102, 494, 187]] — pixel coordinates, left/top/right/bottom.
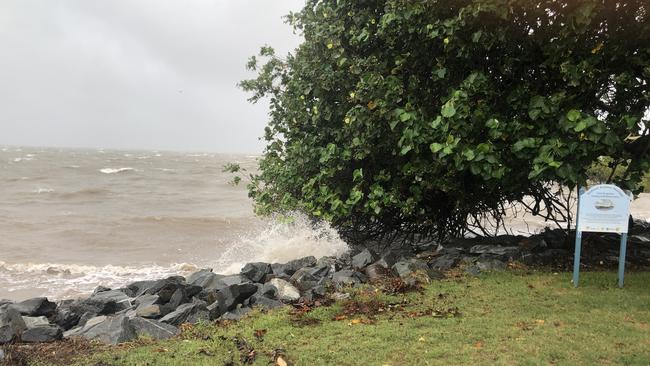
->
[[10, 297, 57, 317], [160, 303, 209, 326], [469, 245, 520, 259], [240, 262, 272, 283], [65, 314, 136, 345], [332, 270, 367, 288], [352, 249, 377, 269], [0, 305, 27, 344], [271, 256, 317, 276], [129, 317, 179, 340], [476, 258, 506, 271], [21, 324, 63, 343], [428, 254, 459, 271], [187, 269, 224, 289], [268, 278, 300, 302], [22, 316, 50, 328]]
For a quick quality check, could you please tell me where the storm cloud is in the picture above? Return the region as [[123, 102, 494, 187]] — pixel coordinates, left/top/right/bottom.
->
[[0, 1, 303, 153]]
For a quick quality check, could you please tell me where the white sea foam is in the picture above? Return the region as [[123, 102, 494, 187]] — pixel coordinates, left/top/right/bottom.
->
[[99, 167, 136, 174], [34, 187, 55, 194], [214, 213, 349, 274], [0, 261, 198, 299]]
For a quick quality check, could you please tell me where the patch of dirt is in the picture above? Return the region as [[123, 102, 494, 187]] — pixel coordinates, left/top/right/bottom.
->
[[2, 338, 108, 366]]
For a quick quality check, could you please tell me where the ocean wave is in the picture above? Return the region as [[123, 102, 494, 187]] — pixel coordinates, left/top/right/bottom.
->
[[0, 261, 198, 299], [59, 188, 113, 199], [214, 213, 349, 274], [99, 167, 136, 174], [33, 187, 55, 194]]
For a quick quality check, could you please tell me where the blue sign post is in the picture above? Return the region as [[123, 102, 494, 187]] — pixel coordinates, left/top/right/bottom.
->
[[572, 184, 632, 288]]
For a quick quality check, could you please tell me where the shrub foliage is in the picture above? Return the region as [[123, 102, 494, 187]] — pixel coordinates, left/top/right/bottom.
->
[[241, 0, 649, 243]]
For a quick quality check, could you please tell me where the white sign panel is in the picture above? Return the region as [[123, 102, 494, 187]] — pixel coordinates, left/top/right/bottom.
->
[[577, 184, 632, 233]]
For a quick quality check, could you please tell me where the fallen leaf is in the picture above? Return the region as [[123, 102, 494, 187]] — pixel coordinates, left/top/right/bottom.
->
[[254, 329, 267, 340], [535, 319, 545, 325], [418, 336, 426, 342], [334, 315, 347, 321], [351, 319, 362, 325], [198, 349, 215, 356], [276, 356, 288, 366], [474, 342, 483, 349]]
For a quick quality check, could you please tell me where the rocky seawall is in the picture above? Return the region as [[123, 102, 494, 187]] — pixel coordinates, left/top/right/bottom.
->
[[1, 222, 649, 348]]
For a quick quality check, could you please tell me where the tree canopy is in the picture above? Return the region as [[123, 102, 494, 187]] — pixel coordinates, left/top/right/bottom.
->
[[240, 0, 650, 243]]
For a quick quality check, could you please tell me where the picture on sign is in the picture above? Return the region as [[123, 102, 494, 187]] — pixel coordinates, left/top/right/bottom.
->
[[577, 184, 632, 234]]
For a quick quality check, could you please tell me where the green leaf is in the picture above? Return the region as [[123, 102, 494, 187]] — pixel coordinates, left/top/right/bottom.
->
[[353, 168, 363, 181], [441, 102, 456, 118], [430, 143, 444, 153], [472, 30, 482, 43], [574, 120, 588, 132], [400, 112, 412, 122], [463, 149, 476, 161], [486, 118, 499, 129], [567, 109, 581, 122]]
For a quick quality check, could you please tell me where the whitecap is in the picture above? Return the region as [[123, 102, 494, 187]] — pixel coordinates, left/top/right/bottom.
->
[[99, 167, 135, 174], [33, 188, 54, 194], [0, 261, 198, 300]]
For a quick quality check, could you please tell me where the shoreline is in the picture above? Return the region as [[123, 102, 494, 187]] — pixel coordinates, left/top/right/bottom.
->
[[2, 223, 649, 347]]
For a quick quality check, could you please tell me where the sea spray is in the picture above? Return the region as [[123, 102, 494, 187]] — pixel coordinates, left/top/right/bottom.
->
[[214, 212, 349, 274]]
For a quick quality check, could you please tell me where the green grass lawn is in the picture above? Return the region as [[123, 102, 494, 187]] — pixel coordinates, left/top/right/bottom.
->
[[53, 271, 650, 365]]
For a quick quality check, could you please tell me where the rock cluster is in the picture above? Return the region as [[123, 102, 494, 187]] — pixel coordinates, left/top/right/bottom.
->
[[1, 221, 648, 346]]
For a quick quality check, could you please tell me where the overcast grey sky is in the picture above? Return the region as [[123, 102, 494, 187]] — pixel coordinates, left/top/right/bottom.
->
[[0, 1, 303, 153]]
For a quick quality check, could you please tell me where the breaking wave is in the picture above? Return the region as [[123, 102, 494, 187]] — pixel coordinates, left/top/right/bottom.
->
[[214, 213, 349, 274], [99, 167, 136, 174], [0, 261, 198, 300]]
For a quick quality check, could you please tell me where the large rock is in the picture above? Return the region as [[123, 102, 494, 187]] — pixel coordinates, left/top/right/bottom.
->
[[428, 254, 459, 271], [352, 249, 377, 269], [249, 296, 284, 310], [53, 305, 81, 331], [332, 270, 367, 288], [268, 279, 300, 302], [219, 307, 251, 321], [10, 297, 56, 317], [90, 290, 133, 311], [316, 256, 338, 272], [66, 315, 136, 345], [209, 275, 252, 291], [187, 269, 224, 289], [159, 303, 209, 326], [129, 317, 179, 340], [0, 305, 27, 344], [135, 304, 162, 319], [271, 256, 317, 276], [392, 259, 440, 284], [212, 283, 258, 315], [69, 297, 122, 317], [469, 245, 520, 259], [22, 316, 50, 328], [364, 263, 391, 282], [375, 251, 400, 269], [240, 262, 272, 283], [21, 324, 63, 343], [125, 280, 158, 297], [476, 258, 506, 271], [290, 268, 321, 291]]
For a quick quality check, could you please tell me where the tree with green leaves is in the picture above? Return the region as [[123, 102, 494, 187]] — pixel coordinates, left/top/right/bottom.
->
[[240, 0, 649, 244]]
